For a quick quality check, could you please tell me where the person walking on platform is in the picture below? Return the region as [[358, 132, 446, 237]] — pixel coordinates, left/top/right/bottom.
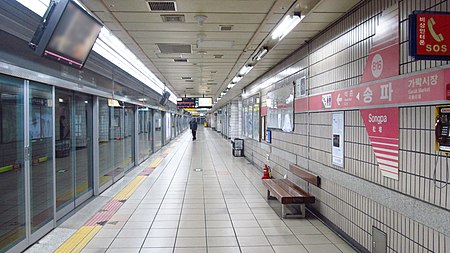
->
[[190, 118, 198, 140]]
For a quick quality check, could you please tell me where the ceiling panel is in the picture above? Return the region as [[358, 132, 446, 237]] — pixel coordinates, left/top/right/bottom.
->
[[122, 23, 261, 32], [301, 12, 347, 23], [81, 0, 360, 100], [103, 0, 274, 12], [113, 12, 267, 23], [314, 0, 360, 12]]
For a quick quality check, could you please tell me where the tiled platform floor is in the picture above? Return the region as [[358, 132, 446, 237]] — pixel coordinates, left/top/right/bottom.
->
[[27, 127, 358, 253]]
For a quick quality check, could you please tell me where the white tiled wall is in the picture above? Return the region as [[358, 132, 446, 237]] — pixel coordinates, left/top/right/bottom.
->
[[243, 0, 450, 252]]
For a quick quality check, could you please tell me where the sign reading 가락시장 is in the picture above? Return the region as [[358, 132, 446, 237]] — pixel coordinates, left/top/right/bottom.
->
[[410, 11, 450, 60]]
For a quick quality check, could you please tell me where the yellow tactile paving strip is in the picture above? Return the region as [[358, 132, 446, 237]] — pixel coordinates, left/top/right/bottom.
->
[[54, 226, 101, 253], [53, 143, 175, 253], [113, 176, 146, 201], [149, 157, 163, 168]]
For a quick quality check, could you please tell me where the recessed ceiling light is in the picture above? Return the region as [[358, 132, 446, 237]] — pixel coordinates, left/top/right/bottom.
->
[[173, 58, 188, 63], [219, 25, 233, 31], [194, 15, 208, 26]]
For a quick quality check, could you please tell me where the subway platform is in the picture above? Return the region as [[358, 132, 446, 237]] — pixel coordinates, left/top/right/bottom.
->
[[25, 127, 356, 253]]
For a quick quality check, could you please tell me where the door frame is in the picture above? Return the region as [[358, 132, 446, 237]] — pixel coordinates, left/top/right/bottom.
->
[[54, 88, 94, 220]]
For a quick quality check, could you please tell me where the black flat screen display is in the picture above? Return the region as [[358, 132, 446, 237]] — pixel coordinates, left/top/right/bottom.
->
[[32, 0, 103, 69]]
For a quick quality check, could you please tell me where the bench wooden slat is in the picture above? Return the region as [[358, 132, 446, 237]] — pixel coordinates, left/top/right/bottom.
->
[[262, 179, 315, 204], [262, 179, 292, 203], [278, 179, 315, 204], [289, 164, 321, 187], [274, 179, 307, 197]]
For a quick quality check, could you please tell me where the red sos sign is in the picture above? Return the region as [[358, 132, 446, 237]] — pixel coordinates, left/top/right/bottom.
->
[[409, 11, 450, 60]]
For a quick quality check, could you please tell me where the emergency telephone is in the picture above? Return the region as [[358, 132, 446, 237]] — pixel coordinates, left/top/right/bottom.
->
[[426, 17, 447, 53], [435, 106, 450, 152], [428, 17, 444, 42]]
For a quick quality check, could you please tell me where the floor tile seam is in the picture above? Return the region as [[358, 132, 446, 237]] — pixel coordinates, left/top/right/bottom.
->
[[208, 130, 353, 253], [132, 133, 192, 252], [199, 140, 212, 252], [297, 217, 352, 252], [208, 130, 318, 250], [35, 133, 188, 251], [203, 135, 242, 251], [206, 131, 271, 252], [54, 225, 101, 253], [100, 133, 190, 252], [170, 136, 199, 252]]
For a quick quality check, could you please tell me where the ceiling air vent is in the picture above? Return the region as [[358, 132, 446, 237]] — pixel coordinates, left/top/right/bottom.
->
[[147, 1, 177, 11], [161, 14, 185, 23], [186, 88, 194, 90], [174, 58, 188, 63], [181, 77, 192, 80], [157, 43, 191, 54], [213, 55, 223, 59], [219, 25, 233, 31], [207, 83, 217, 86], [185, 80, 194, 83]]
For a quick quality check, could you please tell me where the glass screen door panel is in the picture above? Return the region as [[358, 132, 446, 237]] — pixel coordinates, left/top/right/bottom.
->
[[123, 104, 134, 171], [29, 82, 54, 233], [112, 106, 124, 179], [153, 111, 162, 151], [0, 75, 26, 251], [55, 89, 93, 214], [74, 94, 93, 198], [137, 107, 148, 162], [98, 98, 113, 186], [55, 90, 74, 211]]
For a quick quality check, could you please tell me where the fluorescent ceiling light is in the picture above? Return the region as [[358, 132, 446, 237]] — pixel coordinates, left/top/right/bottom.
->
[[238, 65, 254, 76], [221, 92, 226, 96], [271, 14, 302, 41], [16, 0, 178, 104], [253, 47, 268, 61], [232, 76, 243, 83]]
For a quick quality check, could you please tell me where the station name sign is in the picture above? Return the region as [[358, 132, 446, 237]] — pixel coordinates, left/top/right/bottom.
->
[[177, 97, 212, 109], [409, 11, 450, 60]]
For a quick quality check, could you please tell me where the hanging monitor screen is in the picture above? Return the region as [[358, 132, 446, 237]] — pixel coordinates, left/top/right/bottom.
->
[[197, 97, 212, 108], [30, 0, 103, 69]]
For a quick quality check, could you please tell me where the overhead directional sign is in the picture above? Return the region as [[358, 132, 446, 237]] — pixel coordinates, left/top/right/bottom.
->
[[177, 98, 196, 108], [177, 97, 213, 109]]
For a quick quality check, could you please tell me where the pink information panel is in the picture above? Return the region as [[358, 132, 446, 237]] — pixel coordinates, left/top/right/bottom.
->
[[360, 108, 399, 180]]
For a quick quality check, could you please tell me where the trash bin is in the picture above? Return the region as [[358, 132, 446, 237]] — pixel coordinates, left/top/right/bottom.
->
[[232, 138, 244, 157]]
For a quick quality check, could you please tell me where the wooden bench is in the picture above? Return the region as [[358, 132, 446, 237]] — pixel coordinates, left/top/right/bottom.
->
[[262, 164, 320, 218]]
